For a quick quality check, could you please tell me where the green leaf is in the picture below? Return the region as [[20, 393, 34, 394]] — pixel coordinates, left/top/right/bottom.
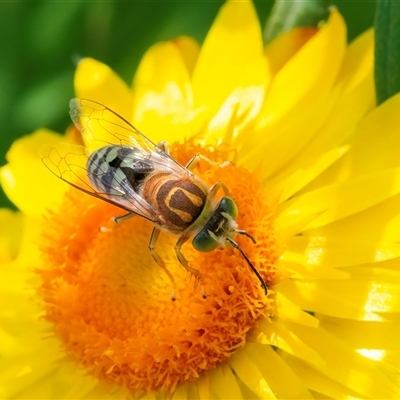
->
[[264, 0, 331, 43], [374, 0, 400, 105]]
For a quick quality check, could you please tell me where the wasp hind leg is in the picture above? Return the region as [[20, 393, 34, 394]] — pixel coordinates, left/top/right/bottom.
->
[[175, 233, 207, 299], [113, 212, 136, 224], [185, 154, 232, 171], [99, 212, 136, 232], [148, 227, 177, 301]]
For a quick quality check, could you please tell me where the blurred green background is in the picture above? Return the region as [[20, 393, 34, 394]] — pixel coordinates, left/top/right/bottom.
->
[[0, 0, 376, 209]]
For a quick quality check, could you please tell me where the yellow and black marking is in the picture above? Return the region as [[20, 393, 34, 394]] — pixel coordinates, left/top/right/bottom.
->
[[143, 173, 207, 230]]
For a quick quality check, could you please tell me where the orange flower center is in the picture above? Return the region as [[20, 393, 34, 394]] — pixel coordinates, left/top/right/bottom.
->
[[38, 140, 280, 394]]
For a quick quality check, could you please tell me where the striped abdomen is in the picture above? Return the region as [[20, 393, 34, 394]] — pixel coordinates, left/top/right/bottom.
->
[[143, 173, 207, 231], [87, 145, 154, 196]]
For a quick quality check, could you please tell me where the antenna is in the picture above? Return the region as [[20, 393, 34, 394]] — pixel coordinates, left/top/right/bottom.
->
[[226, 237, 268, 295]]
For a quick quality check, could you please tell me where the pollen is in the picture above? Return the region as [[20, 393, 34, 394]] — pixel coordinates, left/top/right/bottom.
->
[[38, 139, 281, 394]]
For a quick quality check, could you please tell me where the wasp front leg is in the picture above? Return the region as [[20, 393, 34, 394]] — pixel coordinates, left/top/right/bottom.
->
[[185, 154, 232, 171], [148, 227, 176, 299], [158, 141, 170, 155], [175, 233, 207, 299]]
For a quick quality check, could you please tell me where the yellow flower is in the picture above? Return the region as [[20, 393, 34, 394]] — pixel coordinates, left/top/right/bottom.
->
[[1, 0, 400, 398]]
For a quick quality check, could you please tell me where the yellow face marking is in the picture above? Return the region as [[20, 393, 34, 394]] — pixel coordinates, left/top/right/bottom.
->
[[164, 187, 203, 223]]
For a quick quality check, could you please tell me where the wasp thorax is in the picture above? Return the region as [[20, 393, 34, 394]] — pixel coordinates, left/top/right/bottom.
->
[[143, 172, 207, 230], [192, 197, 238, 252]]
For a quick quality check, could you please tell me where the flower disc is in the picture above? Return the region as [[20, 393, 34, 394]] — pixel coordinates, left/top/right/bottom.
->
[[39, 142, 279, 393]]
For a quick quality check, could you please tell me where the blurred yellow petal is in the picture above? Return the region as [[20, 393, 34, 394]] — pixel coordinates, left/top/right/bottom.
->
[[241, 11, 348, 177], [0, 130, 70, 216], [192, 0, 264, 113], [173, 36, 200, 76], [132, 40, 195, 143], [338, 29, 374, 93], [278, 29, 374, 193], [0, 209, 23, 264], [75, 58, 133, 121], [265, 27, 318, 77], [348, 92, 400, 176], [260, 10, 346, 124]]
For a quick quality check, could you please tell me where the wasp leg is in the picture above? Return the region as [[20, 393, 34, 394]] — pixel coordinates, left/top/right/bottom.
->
[[185, 154, 232, 171], [148, 227, 176, 300], [208, 181, 231, 198], [100, 212, 136, 232], [113, 212, 136, 224], [175, 233, 207, 299], [158, 141, 170, 155]]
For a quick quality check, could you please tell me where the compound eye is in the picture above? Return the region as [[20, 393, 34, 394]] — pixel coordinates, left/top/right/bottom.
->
[[192, 229, 218, 252], [219, 197, 238, 219]]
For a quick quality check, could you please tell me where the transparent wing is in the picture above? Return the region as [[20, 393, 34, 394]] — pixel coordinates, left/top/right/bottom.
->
[[41, 142, 161, 223], [69, 98, 185, 174]]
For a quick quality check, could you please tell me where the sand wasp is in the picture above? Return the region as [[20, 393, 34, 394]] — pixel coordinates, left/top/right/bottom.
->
[[42, 99, 268, 298]]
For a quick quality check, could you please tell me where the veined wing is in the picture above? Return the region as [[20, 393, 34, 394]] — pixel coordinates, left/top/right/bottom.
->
[[69, 98, 185, 174], [41, 142, 160, 223]]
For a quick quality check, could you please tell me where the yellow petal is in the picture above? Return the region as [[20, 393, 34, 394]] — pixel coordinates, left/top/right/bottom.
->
[[242, 11, 347, 177], [192, 0, 264, 113], [260, 10, 346, 124], [276, 293, 319, 328], [229, 348, 275, 399], [287, 322, 400, 398], [283, 354, 370, 399], [308, 191, 400, 243], [285, 235, 400, 267], [277, 30, 374, 190], [257, 319, 326, 368], [197, 374, 210, 400], [348, 92, 400, 177], [338, 29, 374, 94], [264, 27, 318, 77], [173, 36, 200, 76], [321, 317, 400, 368], [208, 364, 243, 399], [206, 84, 265, 148], [0, 209, 23, 264], [132, 40, 195, 144], [277, 166, 400, 230], [0, 130, 71, 216], [242, 84, 341, 177], [268, 146, 349, 201], [245, 343, 313, 399], [277, 275, 400, 319], [74, 58, 133, 121]]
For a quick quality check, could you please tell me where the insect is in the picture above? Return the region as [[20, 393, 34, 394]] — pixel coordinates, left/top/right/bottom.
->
[[42, 98, 268, 298]]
